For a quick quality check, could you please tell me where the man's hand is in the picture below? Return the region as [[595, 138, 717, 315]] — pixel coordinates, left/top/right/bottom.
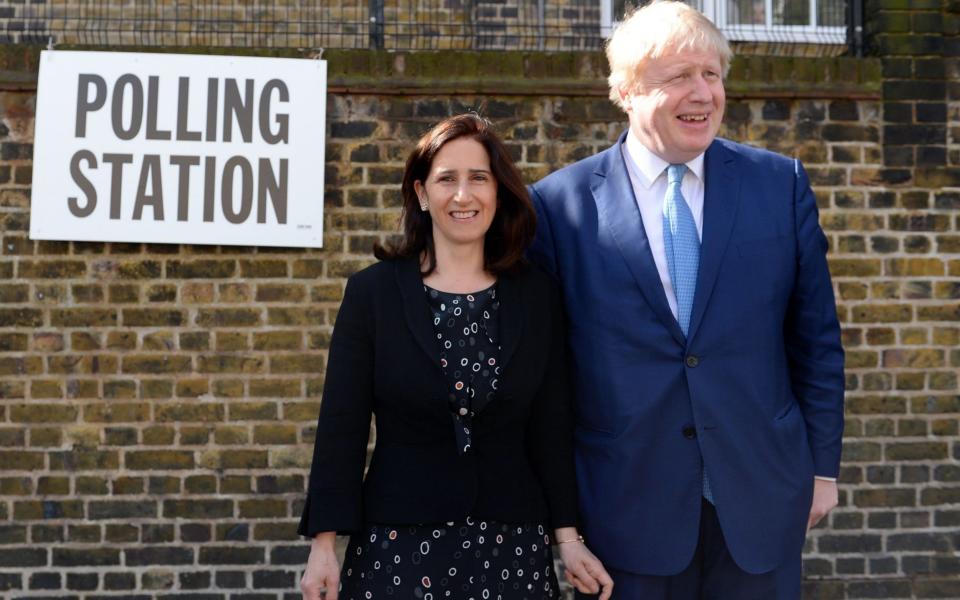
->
[[807, 479, 838, 532]]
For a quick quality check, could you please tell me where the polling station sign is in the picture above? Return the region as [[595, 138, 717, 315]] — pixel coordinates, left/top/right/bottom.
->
[[30, 50, 326, 248]]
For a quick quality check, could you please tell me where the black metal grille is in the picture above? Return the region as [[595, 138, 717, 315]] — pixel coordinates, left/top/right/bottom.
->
[[3, 0, 853, 53], [4, 0, 603, 51]]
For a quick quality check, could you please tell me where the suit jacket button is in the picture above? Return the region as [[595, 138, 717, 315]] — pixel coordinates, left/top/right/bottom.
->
[[685, 355, 699, 368], [682, 426, 697, 439], [459, 407, 468, 416]]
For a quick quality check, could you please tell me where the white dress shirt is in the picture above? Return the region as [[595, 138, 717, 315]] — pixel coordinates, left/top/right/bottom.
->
[[622, 132, 704, 321]]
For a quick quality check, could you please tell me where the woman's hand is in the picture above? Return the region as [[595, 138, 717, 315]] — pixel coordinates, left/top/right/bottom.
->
[[555, 527, 614, 600], [300, 532, 340, 600]]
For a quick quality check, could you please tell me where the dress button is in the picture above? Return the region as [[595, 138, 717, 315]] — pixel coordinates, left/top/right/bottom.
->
[[682, 426, 697, 439], [685, 355, 699, 368], [459, 407, 468, 416]]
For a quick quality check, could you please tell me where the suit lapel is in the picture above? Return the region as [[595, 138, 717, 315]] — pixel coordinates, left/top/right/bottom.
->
[[688, 141, 740, 341], [395, 256, 444, 374], [496, 269, 523, 370], [594, 134, 686, 346]]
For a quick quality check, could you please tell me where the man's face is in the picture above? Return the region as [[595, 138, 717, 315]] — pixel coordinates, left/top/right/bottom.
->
[[623, 46, 725, 164]]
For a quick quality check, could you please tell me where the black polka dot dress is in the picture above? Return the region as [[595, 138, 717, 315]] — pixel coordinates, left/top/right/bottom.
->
[[336, 284, 560, 600], [427, 283, 501, 454], [339, 520, 559, 600]]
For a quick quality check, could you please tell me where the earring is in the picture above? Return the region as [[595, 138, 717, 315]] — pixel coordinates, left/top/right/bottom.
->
[[418, 197, 428, 212]]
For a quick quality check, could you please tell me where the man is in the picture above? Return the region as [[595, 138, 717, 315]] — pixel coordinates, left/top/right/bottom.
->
[[528, 2, 845, 598]]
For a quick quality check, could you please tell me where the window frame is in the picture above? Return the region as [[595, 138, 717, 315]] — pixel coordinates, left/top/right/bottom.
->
[[601, 0, 846, 44]]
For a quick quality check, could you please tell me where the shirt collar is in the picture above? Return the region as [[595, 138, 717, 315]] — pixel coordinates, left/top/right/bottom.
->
[[623, 130, 705, 189]]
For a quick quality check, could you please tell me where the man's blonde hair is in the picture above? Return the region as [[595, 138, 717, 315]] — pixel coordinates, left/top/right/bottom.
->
[[606, 1, 733, 110]]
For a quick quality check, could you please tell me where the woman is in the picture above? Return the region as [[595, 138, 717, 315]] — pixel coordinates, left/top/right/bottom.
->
[[299, 114, 612, 600]]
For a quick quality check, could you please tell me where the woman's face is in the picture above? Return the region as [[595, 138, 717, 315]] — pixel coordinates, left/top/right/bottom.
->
[[415, 137, 498, 254]]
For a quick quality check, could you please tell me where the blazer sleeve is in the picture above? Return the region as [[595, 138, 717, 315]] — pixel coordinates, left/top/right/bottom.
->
[[298, 273, 375, 537], [784, 160, 845, 479], [527, 183, 560, 280], [526, 279, 579, 529]]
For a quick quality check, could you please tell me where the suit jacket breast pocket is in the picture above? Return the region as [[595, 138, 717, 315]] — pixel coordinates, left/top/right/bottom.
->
[[737, 235, 788, 258], [733, 235, 793, 305]]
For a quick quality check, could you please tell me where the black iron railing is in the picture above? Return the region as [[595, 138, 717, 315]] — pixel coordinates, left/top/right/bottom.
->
[[2, 0, 858, 54]]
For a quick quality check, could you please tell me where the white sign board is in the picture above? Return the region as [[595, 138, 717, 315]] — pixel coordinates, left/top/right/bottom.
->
[[30, 50, 326, 248]]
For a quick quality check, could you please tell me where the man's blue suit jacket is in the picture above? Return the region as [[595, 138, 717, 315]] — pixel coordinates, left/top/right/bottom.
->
[[529, 132, 845, 576]]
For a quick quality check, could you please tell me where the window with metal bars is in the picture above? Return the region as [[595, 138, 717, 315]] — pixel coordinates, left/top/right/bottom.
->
[[603, 0, 848, 45]]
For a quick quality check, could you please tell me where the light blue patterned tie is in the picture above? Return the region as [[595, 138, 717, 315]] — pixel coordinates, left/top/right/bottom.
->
[[662, 164, 713, 503], [662, 164, 699, 337]]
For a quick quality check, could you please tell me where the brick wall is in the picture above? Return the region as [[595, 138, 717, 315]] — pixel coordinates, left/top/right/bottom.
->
[[0, 20, 957, 600]]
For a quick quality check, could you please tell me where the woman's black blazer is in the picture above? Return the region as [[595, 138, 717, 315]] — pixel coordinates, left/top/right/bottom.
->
[[298, 256, 578, 536]]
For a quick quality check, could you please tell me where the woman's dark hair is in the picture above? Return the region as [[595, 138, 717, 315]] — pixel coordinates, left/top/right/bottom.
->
[[374, 113, 536, 276]]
